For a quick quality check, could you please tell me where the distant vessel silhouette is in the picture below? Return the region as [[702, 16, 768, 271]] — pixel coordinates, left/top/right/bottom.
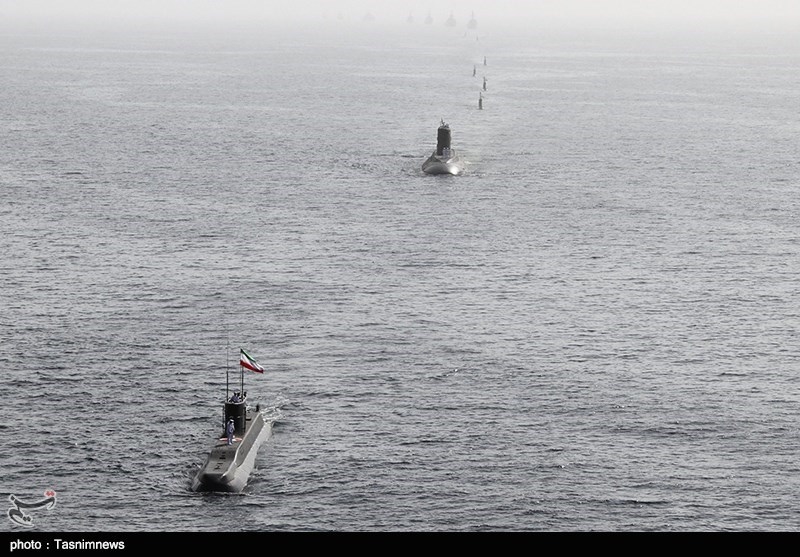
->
[[445, 12, 456, 27], [467, 12, 478, 30], [425, 11, 433, 24], [422, 120, 464, 176]]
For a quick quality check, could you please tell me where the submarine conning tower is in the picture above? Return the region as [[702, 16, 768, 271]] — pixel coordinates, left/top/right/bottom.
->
[[224, 400, 247, 435], [436, 122, 452, 155]]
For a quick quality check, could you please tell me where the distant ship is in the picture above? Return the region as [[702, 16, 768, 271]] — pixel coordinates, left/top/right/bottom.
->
[[425, 11, 433, 24], [192, 349, 273, 493], [445, 12, 456, 27], [422, 120, 464, 176], [467, 11, 478, 30]]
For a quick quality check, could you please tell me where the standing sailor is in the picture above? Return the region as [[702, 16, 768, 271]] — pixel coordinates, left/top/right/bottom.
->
[[226, 418, 235, 445]]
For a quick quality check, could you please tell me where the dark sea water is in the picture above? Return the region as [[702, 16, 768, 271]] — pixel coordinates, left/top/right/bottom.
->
[[1, 15, 799, 532]]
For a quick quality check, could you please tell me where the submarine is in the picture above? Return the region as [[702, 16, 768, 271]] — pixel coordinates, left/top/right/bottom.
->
[[192, 349, 272, 493], [422, 120, 464, 176]]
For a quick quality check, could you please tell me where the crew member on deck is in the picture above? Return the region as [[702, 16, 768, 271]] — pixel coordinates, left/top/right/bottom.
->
[[226, 418, 235, 445]]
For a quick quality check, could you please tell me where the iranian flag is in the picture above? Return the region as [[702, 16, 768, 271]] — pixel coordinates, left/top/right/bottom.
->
[[240, 348, 265, 373]]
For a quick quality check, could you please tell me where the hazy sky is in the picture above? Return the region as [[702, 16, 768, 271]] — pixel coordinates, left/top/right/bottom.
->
[[3, 0, 799, 26]]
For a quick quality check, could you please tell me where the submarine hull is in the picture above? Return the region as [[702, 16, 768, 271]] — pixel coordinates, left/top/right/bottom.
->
[[422, 152, 464, 175], [192, 407, 272, 493]]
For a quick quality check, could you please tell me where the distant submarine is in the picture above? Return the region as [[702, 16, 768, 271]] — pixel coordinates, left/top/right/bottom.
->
[[422, 120, 464, 176]]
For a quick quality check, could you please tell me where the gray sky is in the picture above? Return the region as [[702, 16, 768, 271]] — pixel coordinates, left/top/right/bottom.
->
[[3, 0, 799, 25]]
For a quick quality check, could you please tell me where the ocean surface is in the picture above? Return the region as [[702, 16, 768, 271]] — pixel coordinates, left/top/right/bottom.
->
[[1, 14, 799, 532]]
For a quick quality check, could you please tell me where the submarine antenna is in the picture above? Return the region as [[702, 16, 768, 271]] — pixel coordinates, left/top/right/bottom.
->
[[240, 349, 245, 398]]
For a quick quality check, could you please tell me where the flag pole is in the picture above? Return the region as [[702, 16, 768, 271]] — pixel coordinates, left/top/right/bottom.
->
[[240, 347, 245, 396], [226, 334, 230, 400]]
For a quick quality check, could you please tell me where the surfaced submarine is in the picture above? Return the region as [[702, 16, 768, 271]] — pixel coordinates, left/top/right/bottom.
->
[[192, 349, 272, 493], [422, 120, 464, 176]]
